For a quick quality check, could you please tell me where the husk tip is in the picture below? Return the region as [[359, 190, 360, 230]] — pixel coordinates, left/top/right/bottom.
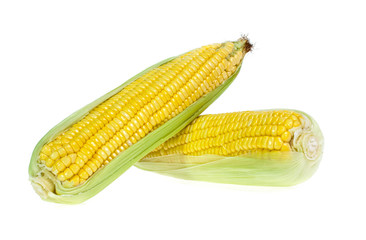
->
[[238, 34, 253, 53]]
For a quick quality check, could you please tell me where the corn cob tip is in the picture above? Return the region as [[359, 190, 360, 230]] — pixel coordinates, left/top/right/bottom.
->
[[235, 35, 253, 53]]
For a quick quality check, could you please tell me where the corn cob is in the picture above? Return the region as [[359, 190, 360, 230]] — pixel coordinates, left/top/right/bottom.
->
[[29, 37, 252, 204], [135, 110, 323, 186]]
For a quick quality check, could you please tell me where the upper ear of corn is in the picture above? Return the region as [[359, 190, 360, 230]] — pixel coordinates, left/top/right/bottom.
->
[[135, 109, 323, 186], [29, 37, 252, 204]]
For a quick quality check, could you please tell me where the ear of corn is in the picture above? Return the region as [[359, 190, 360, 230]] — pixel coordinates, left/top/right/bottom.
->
[[135, 110, 323, 186], [29, 38, 252, 204]]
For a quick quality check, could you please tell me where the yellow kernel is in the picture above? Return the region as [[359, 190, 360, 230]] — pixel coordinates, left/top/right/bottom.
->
[[50, 151, 59, 161], [260, 125, 267, 135], [69, 153, 77, 163], [281, 143, 291, 151], [265, 125, 272, 136], [247, 138, 253, 150], [82, 128, 93, 138], [94, 154, 104, 165], [91, 159, 102, 168], [130, 136, 138, 144], [60, 156, 71, 167], [271, 126, 278, 136], [256, 137, 262, 149], [120, 129, 130, 139], [104, 127, 115, 138], [294, 112, 303, 119], [64, 168, 74, 180], [284, 119, 293, 129], [86, 139, 97, 150], [293, 120, 301, 127], [100, 131, 110, 142], [84, 165, 93, 176], [277, 126, 286, 135], [109, 121, 120, 132], [53, 139, 63, 145], [78, 169, 89, 180], [252, 117, 259, 126], [70, 141, 80, 152], [55, 160, 66, 173], [277, 117, 287, 125], [75, 137, 85, 147], [45, 159, 54, 168], [87, 161, 98, 172], [79, 131, 89, 142], [70, 175, 80, 186], [274, 137, 283, 150], [137, 128, 146, 138], [57, 173, 66, 182], [81, 147, 93, 158], [41, 145, 52, 156], [146, 122, 153, 131], [267, 137, 274, 150], [95, 133, 105, 145], [75, 156, 85, 167], [39, 153, 47, 161], [64, 144, 74, 154], [281, 131, 292, 142], [89, 124, 98, 135], [102, 145, 112, 156], [260, 136, 268, 149], [271, 117, 279, 124], [113, 118, 124, 128], [84, 144, 96, 156], [97, 149, 108, 160], [109, 139, 119, 150], [69, 163, 81, 174], [291, 115, 298, 121]]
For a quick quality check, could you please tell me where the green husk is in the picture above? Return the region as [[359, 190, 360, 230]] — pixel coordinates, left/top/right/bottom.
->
[[135, 111, 324, 187], [28, 49, 245, 204]]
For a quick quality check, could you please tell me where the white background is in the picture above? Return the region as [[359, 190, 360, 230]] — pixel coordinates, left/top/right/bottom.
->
[[1, 0, 365, 239]]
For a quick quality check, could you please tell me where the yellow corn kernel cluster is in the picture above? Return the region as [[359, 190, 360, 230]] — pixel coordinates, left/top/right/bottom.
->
[[38, 41, 248, 187], [144, 110, 304, 159]]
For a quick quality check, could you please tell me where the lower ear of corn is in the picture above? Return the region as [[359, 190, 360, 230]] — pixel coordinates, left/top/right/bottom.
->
[[136, 110, 323, 186]]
